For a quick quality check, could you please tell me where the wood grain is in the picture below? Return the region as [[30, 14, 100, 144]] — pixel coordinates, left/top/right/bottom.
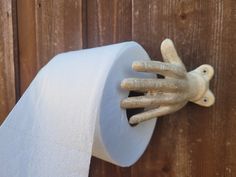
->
[[132, 0, 236, 176], [86, 0, 132, 177], [1, 0, 236, 176], [87, 0, 132, 48], [0, 0, 16, 124], [17, 0, 86, 93]]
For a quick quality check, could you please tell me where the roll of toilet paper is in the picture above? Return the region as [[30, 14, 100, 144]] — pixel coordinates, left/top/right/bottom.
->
[[0, 42, 156, 177]]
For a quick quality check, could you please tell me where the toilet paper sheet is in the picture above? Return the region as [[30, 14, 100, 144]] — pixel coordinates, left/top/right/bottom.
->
[[0, 42, 156, 177]]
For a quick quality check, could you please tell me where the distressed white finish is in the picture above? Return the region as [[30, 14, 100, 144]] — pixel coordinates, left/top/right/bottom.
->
[[121, 39, 215, 124]]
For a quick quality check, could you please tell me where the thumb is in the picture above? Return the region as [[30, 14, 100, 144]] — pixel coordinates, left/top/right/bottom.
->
[[160, 39, 186, 70]]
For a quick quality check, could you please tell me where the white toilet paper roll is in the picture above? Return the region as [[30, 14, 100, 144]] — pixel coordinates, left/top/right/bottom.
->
[[0, 42, 156, 177]]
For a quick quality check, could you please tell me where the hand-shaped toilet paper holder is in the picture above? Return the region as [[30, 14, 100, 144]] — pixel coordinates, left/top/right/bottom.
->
[[121, 39, 215, 125]]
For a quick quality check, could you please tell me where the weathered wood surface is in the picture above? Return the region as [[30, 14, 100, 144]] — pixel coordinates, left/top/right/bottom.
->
[[87, 0, 132, 176], [132, 0, 236, 177], [0, 0, 236, 176], [89, 0, 236, 176], [17, 0, 85, 93], [87, 0, 132, 48], [0, 0, 16, 124]]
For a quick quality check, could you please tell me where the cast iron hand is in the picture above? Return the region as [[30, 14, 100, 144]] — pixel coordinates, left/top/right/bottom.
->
[[121, 39, 215, 125]]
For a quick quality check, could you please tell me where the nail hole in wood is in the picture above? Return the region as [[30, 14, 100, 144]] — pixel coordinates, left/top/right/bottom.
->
[[162, 165, 171, 173], [179, 12, 187, 20], [38, 3, 41, 8]]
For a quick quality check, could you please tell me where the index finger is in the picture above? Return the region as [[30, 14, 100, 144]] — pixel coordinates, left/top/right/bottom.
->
[[132, 60, 186, 78]]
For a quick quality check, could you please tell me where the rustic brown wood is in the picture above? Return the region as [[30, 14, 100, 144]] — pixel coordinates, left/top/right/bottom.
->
[[87, 0, 132, 48], [1, 0, 236, 176], [86, 0, 132, 177], [132, 0, 236, 177], [0, 0, 16, 124], [17, 0, 86, 93]]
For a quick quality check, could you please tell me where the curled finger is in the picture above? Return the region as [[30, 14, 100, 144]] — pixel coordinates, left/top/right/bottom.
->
[[121, 93, 187, 108], [129, 102, 186, 124], [121, 78, 187, 92], [132, 60, 186, 78]]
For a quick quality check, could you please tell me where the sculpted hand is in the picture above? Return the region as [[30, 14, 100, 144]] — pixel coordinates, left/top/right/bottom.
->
[[121, 39, 215, 125]]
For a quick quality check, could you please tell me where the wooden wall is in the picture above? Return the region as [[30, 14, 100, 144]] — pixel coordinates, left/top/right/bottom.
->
[[0, 0, 235, 176]]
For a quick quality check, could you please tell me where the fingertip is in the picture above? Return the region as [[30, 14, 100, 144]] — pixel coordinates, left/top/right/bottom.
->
[[120, 97, 134, 108], [160, 38, 174, 52], [160, 38, 174, 55], [129, 116, 139, 125], [120, 79, 130, 89], [120, 99, 127, 108], [121, 78, 137, 90], [132, 61, 144, 71], [160, 38, 184, 66]]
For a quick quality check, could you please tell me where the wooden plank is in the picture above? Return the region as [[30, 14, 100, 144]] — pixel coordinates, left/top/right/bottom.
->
[[0, 0, 16, 124], [86, 0, 132, 177], [132, 0, 236, 176], [87, 0, 132, 48], [17, 0, 86, 93], [11, 0, 236, 176]]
